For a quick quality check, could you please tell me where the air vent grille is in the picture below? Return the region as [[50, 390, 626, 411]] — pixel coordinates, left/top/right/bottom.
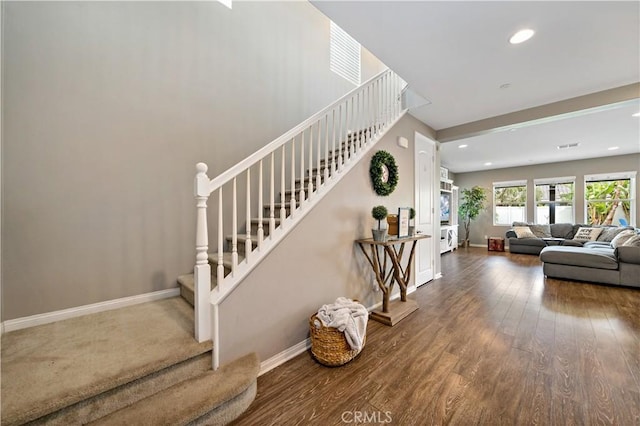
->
[[557, 143, 580, 150]]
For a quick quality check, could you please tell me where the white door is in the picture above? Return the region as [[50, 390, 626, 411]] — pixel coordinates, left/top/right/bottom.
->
[[414, 132, 435, 286]]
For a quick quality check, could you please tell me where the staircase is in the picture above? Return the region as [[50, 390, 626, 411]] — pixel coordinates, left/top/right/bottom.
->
[[177, 136, 353, 305], [0, 297, 259, 425], [182, 68, 407, 369]]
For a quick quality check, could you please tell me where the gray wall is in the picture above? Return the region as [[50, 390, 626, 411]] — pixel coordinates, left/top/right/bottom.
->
[[454, 153, 640, 246], [219, 114, 437, 364], [1, 1, 386, 320]]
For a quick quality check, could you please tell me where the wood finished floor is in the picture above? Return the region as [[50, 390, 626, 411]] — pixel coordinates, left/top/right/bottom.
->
[[232, 247, 640, 425]]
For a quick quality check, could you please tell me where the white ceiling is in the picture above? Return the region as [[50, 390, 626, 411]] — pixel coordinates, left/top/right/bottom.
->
[[312, 1, 640, 173]]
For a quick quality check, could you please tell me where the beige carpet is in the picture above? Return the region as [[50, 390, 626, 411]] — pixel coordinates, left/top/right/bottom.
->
[[1, 297, 212, 425]]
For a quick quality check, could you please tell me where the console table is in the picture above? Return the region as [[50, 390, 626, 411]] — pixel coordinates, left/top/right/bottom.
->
[[356, 234, 429, 326]]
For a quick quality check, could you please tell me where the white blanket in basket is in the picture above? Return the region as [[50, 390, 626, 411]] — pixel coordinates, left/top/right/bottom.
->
[[315, 297, 368, 351]]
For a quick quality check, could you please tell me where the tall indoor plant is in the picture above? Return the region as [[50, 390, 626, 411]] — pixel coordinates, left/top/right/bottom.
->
[[458, 186, 488, 247]]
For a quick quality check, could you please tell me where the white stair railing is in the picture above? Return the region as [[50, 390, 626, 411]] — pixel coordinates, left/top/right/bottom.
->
[[193, 69, 407, 368]]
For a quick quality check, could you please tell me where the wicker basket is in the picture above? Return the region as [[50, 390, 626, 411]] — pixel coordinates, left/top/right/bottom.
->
[[309, 314, 366, 367]]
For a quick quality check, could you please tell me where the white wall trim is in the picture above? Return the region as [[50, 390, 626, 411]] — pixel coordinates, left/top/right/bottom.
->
[[2, 288, 180, 333], [259, 338, 311, 376]]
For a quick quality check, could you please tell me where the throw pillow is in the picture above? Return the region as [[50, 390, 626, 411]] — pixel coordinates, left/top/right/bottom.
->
[[529, 224, 552, 238], [597, 226, 627, 242], [622, 235, 640, 247], [551, 223, 576, 239], [513, 226, 537, 239], [572, 227, 603, 242], [610, 229, 636, 248]]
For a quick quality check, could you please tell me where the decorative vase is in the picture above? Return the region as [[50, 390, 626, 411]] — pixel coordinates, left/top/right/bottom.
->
[[408, 226, 415, 236], [372, 229, 387, 242]]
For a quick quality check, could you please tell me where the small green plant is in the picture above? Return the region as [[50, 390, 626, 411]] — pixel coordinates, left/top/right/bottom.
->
[[371, 205, 388, 229], [409, 207, 416, 220]]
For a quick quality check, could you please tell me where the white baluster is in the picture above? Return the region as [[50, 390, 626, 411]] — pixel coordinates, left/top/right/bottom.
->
[[194, 162, 211, 342], [367, 83, 376, 143], [383, 74, 387, 127], [324, 114, 330, 182], [245, 168, 252, 259], [299, 132, 305, 203], [347, 97, 353, 158], [258, 160, 264, 248], [347, 94, 360, 158], [290, 138, 297, 213], [316, 120, 322, 190], [308, 125, 314, 196], [375, 78, 380, 132], [396, 74, 400, 115], [337, 105, 343, 172], [270, 152, 275, 235], [231, 177, 238, 271], [217, 188, 224, 285], [344, 99, 350, 161], [361, 86, 371, 145], [331, 109, 337, 174], [280, 145, 286, 225]]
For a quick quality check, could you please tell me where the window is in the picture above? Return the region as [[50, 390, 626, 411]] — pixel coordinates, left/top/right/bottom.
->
[[330, 21, 361, 86], [585, 172, 636, 226], [493, 180, 527, 226], [535, 177, 575, 224]]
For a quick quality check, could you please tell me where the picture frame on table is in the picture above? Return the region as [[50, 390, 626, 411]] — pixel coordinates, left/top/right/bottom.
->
[[397, 207, 410, 238]]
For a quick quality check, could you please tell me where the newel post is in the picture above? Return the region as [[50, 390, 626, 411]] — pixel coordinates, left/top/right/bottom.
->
[[194, 163, 212, 342]]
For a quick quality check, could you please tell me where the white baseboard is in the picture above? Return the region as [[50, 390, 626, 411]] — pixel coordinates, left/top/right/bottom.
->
[[259, 291, 417, 376], [2, 288, 181, 333], [259, 338, 311, 376], [435, 272, 443, 279]]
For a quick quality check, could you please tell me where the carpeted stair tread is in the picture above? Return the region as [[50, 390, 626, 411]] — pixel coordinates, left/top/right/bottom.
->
[[178, 273, 219, 306], [1, 297, 212, 426], [249, 217, 282, 226], [88, 352, 260, 426], [206, 251, 245, 267]]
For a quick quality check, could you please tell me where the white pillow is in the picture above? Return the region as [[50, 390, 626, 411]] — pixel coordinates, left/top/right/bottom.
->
[[611, 229, 637, 248], [572, 227, 603, 242], [513, 226, 537, 239]]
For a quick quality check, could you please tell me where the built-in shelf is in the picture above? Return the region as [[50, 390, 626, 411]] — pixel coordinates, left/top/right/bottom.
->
[[440, 177, 458, 254]]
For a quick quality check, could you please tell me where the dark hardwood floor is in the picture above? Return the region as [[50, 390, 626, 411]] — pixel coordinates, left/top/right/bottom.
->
[[232, 247, 640, 425]]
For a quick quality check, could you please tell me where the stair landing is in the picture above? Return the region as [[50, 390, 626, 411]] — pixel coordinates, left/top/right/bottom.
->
[[1, 297, 212, 425]]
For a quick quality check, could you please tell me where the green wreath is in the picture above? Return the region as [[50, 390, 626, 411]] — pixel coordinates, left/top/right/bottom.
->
[[369, 150, 399, 196]]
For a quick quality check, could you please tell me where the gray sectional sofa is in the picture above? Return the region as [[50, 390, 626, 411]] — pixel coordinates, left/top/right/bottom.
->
[[505, 222, 640, 287], [540, 243, 640, 288], [506, 222, 593, 255]]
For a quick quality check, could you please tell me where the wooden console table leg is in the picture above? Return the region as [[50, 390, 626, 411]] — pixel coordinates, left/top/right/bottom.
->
[[358, 242, 394, 313]]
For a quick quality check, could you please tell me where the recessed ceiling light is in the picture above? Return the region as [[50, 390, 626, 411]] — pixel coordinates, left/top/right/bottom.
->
[[608, 146, 619, 151], [458, 144, 468, 148], [484, 162, 492, 166], [633, 112, 640, 117], [509, 29, 535, 44]]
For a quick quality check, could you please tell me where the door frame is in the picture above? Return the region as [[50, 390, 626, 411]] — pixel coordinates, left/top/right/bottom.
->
[[414, 131, 438, 287]]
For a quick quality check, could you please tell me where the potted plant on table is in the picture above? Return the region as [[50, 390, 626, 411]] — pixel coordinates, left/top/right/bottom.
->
[[371, 205, 388, 242], [458, 186, 488, 247]]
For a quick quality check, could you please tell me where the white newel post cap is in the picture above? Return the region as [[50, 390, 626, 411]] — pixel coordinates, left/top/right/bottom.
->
[[196, 162, 208, 174]]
